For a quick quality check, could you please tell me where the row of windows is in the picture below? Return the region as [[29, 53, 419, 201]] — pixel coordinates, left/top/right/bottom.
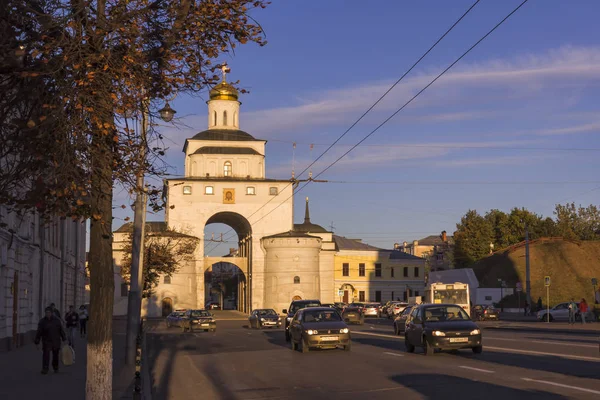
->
[[212, 111, 238, 127], [182, 185, 279, 196], [341, 263, 420, 278], [355, 290, 421, 303]]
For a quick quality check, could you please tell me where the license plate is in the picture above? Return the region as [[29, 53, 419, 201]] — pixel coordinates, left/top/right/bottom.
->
[[449, 337, 468, 343], [348, 313, 356, 317], [201, 323, 209, 327], [320, 336, 339, 341]]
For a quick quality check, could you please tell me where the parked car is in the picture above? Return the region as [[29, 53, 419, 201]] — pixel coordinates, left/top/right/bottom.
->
[[393, 306, 414, 335], [249, 309, 282, 329], [165, 310, 186, 328], [405, 303, 482, 355], [389, 302, 409, 318], [342, 305, 365, 325], [363, 303, 381, 318], [289, 307, 351, 353], [205, 302, 221, 310], [472, 305, 499, 321], [537, 302, 579, 322], [283, 299, 321, 341], [333, 302, 347, 313], [180, 309, 216, 333]]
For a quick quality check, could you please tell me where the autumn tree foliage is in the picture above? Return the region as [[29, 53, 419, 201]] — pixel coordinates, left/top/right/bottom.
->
[[119, 227, 198, 298], [1, 1, 268, 398]]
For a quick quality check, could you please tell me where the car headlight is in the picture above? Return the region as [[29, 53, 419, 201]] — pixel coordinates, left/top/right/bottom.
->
[[286, 317, 292, 322], [260, 318, 265, 322], [340, 328, 349, 334], [470, 329, 480, 335], [432, 330, 446, 337], [306, 329, 318, 335]]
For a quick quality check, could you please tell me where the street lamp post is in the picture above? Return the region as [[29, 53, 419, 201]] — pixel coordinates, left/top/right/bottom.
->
[[125, 97, 176, 365]]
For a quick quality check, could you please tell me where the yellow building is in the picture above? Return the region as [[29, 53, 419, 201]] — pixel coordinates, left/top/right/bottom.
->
[[333, 236, 425, 304]]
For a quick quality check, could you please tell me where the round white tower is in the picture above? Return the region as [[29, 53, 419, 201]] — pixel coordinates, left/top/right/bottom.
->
[[207, 65, 241, 130]]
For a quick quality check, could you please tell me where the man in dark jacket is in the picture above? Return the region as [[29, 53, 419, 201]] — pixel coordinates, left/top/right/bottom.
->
[[35, 307, 66, 374]]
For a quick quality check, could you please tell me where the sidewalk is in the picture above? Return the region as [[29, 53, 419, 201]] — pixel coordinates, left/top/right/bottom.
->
[[480, 319, 600, 335], [0, 320, 137, 400]]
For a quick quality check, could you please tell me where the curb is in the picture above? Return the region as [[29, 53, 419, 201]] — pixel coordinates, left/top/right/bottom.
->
[[482, 325, 600, 336]]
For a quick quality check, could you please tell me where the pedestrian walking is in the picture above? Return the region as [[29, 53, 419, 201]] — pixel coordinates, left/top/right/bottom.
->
[[35, 306, 66, 374], [579, 298, 588, 324], [568, 298, 577, 324], [79, 305, 88, 338], [65, 306, 79, 346], [49, 302, 61, 320], [537, 297, 542, 312]]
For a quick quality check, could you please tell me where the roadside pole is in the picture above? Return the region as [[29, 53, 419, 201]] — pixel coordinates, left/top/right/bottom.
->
[[545, 276, 551, 323]]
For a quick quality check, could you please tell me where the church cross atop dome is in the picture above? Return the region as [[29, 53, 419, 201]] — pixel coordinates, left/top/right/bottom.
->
[[220, 64, 231, 82]]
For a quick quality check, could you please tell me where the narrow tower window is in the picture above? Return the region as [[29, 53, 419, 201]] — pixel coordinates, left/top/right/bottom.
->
[[224, 161, 232, 177], [223, 111, 228, 126], [213, 111, 217, 126], [234, 111, 238, 127], [294, 276, 300, 284]]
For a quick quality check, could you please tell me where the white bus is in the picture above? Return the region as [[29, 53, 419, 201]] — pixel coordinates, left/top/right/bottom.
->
[[425, 282, 471, 316]]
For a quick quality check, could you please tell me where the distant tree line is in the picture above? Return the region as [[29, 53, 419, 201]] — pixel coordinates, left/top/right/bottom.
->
[[453, 203, 600, 268]]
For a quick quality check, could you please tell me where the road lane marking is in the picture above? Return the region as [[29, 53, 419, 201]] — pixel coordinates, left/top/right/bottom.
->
[[522, 378, 600, 395], [486, 336, 598, 349], [352, 331, 397, 339], [485, 346, 600, 362], [459, 366, 495, 373], [383, 352, 404, 357]]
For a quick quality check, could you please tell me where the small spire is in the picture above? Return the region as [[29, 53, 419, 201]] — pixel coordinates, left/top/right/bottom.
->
[[304, 197, 310, 223], [220, 64, 230, 82]]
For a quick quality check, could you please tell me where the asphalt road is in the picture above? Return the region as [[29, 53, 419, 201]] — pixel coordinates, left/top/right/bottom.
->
[[146, 314, 600, 400]]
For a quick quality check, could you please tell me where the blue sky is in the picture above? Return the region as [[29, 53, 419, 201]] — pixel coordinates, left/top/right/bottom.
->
[[113, 0, 600, 254]]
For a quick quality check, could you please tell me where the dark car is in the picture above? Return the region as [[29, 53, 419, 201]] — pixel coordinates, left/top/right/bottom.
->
[[404, 304, 482, 355], [249, 309, 282, 329], [180, 309, 216, 333], [393, 305, 414, 335], [205, 302, 221, 310], [289, 307, 351, 353], [472, 305, 499, 321], [283, 299, 321, 341], [165, 310, 186, 328], [342, 304, 364, 325]]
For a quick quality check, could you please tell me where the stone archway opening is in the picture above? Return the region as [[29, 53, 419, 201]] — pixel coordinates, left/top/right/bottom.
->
[[161, 297, 173, 317], [292, 295, 302, 301], [204, 211, 252, 312]]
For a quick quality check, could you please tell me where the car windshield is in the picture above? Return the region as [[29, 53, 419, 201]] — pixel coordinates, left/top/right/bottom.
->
[[303, 309, 342, 323], [423, 306, 470, 322], [258, 309, 277, 316], [190, 310, 211, 318], [402, 307, 413, 316], [290, 302, 320, 314], [433, 289, 468, 304], [173, 312, 185, 317]]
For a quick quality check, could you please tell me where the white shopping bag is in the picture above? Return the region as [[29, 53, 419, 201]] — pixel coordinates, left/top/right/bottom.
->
[[61, 344, 75, 366]]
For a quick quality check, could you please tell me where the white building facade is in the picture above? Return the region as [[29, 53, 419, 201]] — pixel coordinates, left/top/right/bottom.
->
[[0, 207, 86, 351]]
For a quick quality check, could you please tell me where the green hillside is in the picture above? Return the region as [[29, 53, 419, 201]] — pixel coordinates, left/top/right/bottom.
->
[[470, 238, 600, 306]]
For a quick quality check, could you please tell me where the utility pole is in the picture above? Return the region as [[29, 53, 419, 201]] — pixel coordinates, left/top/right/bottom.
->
[[525, 222, 532, 314], [125, 97, 149, 366]]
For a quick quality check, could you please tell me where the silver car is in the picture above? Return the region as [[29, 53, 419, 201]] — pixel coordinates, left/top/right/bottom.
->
[[363, 303, 381, 318]]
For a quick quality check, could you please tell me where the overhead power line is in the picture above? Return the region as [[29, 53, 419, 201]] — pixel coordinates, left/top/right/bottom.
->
[[205, 0, 532, 254], [205, 0, 482, 255]]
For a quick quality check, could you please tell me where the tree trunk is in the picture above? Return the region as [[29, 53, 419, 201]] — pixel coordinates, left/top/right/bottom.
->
[[86, 128, 115, 400]]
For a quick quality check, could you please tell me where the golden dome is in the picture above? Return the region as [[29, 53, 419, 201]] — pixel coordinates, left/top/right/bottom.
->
[[209, 81, 239, 101]]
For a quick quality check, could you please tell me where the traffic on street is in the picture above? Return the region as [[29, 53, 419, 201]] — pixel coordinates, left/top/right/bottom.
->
[[146, 310, 600, 400]]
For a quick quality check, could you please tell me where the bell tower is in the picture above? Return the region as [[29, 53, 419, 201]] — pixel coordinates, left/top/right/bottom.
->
[[207, 65, 241, 130]]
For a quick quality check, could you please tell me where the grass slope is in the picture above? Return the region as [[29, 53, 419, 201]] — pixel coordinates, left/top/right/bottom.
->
[[471, 239, 600, 306]]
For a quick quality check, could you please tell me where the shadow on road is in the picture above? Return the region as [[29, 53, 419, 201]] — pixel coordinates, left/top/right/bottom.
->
[[389, 374, 569, 400]]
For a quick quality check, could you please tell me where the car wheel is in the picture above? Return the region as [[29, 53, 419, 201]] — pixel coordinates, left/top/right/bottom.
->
[[344, 342, 352, 352], [189, 326, 194, 333], [359, 319, 364, 326], [404, 336, 415, 353], [423, 337, 434, 356], [472, 345, 483, 354], [301, 337, 310, 354], [291, 339, 297, 351]]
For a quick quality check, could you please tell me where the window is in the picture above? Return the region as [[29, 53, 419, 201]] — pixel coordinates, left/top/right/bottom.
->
[[359, 291, 365, 302], [391, 291, 395, 301], [375, 263, 382, 277], [485, 296, 492, 301], [164, 276, 171, 284], [246, 187, 256, 195], [403, 267, 408, 277], [234, 111, 238, 127], [414, 290, 419, 297], [224, 161, 232, 177], [414, 267, 419, 277], [205, 186, 214, 195], [403, 291, 408, 301], [223, 111, 228, 126], [358, 263, 365, 277], [213, 111, 217, 126], [183, 185, 192, 195], [269, 187, 278, 196], [120, 283, 128, 297], [294, 276, 300, 284], [391, 267, 395, 278], [342, 263, 349, 277], [375, 291, 381, 303]]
